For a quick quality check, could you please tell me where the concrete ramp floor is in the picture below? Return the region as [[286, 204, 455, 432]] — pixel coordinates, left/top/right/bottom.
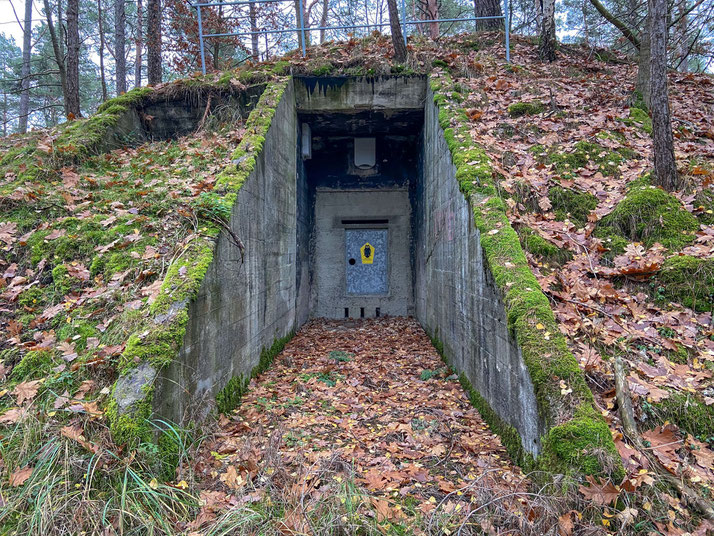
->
[[191, 318, 530, 531]]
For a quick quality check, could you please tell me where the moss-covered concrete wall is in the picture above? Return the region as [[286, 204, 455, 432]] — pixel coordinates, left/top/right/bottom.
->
[[416, 86, 545, 456], [153, 81, 304, 424], [426, 74, 621, 478]]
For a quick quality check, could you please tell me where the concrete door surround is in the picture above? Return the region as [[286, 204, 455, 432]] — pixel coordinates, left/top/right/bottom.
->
[[313, 189, 412, 319]]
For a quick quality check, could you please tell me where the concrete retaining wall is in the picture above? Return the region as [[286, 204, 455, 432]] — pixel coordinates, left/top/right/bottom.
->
[[415, 88, 544, 455], [154, 81, 304, 423]]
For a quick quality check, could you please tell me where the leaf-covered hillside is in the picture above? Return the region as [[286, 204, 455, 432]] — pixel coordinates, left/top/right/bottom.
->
[[0, 32, 713, 534]]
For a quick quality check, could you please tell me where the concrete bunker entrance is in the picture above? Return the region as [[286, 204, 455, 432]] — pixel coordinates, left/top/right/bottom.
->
[[156, 75, 544, 458], [296, 77, 425, 319]]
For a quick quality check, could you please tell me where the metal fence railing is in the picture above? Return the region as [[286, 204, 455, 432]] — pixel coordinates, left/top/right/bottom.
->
[[186, 0, 509, 75]]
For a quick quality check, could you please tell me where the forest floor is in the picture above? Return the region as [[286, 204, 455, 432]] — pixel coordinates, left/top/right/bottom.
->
[[187, 318, 531, 534]]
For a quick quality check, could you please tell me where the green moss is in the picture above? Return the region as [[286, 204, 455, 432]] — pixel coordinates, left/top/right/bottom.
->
[[10, 350, 55, 382], [431, 73, 622, 479], [271, 60, 291, 75], [51, 264, 74, 296], [621, 107, 652, 134], [214, 79, 287, 206], [96, 86, 154, 114], [548, 186, 598, 226], [595, 228, 629, 259], [656, 255, 714, 312], [216, 331, 294, 414], [216, 375, 250, 414], [17, 286, 44, 309], [56, 319, 99, 351], [107, 395, 153, 446], [309, 61, 334, 76], [647, 392, 714, 443], [596, 130, 627, 143], [544, 141, 628, 178], [597, 184, 699, 250], [694, 189, 714, 225], [517, 226, 572, 265], [540, 405, 624, 479], [508, 100, 545, 117]]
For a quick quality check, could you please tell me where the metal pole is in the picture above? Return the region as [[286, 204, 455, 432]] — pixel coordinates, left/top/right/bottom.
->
[[504, 0, 510, 63], [197, 5, 207, 74], [297, 0, 307, 56], [400, 0, 407, 44]]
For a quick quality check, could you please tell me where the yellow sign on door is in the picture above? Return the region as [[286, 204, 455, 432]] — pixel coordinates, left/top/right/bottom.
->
[[360, 242, 375, 264]]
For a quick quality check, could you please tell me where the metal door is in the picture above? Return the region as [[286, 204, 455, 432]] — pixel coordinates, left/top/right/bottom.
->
[[345, 229, 388, 295]]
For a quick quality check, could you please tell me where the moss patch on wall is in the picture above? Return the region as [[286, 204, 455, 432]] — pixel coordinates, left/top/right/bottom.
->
[[216, 331, 294, 414], [0, 87, 155, 194], [430, 72, 622, 480], [596, 183, 699, 250]]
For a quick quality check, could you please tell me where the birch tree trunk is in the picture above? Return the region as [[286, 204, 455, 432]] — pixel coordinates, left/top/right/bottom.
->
[[18, 0, 32, 133], [147, 0, 162, 85], [649, 0, 678, 191], [115, 0, 127, 95], [538, 0, 557, 61], [249, 0, 260, 60], [66, 0, 81, 117], [135, 0, 143, 87]]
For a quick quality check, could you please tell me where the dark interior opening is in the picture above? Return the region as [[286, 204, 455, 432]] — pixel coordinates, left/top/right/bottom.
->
[[297, 96, 424, 319]]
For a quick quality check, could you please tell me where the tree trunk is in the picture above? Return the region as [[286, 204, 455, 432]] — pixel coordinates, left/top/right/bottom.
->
[[135, 0, 143, 87], [538, 0, 557, 61], [635, 10, 651, 106], [386, 0, 407, 62], [147, 0, 162, 85], [66, 0, 81, 118], [676, 0, 688, 72], [474, 0, 503, 31], [582, 0, 589, 45], [18, 0, 32, 133], [649, 0, 678, 191], [249, 0, 260, 60], [58, 0, 64, 70], [98, 0, 109, 101], [115, 0, 127, 95], [426, 0, 439, 39], [319, 0, 328, 44], [588, 0, 640, 50], [43, 0, 68, 115]]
